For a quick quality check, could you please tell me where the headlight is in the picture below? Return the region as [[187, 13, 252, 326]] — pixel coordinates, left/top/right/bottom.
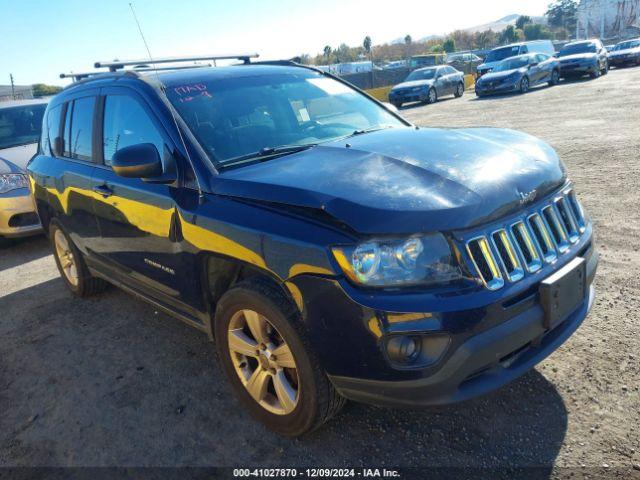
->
[[332, 234, 462, 287], [0, 173, 29, 194]]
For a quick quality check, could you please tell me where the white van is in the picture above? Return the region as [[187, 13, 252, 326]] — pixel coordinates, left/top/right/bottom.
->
[[477, 40, 556, 77]]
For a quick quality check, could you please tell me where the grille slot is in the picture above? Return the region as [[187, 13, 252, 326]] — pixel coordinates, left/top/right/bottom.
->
[[566, 189, 586, 232], [466, 237, 504, 290], [510, 222, 542, 273], [491, 230, 524, 282], [542, 205, 569, 252], [528, 214, 557, 263], [555, 197, 579, 243]]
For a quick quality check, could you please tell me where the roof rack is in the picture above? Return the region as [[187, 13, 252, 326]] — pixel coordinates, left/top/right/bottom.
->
[[94, 53, 259, 71]]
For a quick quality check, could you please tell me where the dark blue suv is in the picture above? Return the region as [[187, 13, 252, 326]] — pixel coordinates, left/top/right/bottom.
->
[[28, 56, 598, 436]]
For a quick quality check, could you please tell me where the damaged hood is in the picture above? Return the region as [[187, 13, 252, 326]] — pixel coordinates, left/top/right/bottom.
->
[[212, 127, 566, 235]]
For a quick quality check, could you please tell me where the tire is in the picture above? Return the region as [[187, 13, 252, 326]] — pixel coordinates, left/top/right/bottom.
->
[[392, 102, 402, 109], [549, 69, 560, 86], [454, 82, 465, 98], [426, 87, 437, 104], [601, 60, 609, 75], [519, 76, 530, 94], [214, 280, 345, 436], [49, 219, 108, 297], [590, 68, 601, 79]]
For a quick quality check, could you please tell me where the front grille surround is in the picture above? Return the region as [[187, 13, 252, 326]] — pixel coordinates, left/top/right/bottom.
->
[[464, 188, 588, 290]]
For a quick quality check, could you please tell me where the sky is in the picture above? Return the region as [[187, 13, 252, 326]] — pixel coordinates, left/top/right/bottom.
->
[[1, 0, 551, 86]]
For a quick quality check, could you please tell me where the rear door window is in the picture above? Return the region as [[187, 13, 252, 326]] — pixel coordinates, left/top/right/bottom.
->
[[63, 97, 95, 161], [102, 95, 165, 167]]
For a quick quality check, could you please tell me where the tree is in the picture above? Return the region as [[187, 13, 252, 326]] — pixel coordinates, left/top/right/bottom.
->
[[323, 45, 332, 58], [404, 35, 412, 45], [363, 36, 372, 54], [546, 0, 578, 33], [516, 15, 532, 30], [524, 23, 554, 40], [500, 25, 521, 44], [31, 84, 62, 97], [443, 38, 456, 53]]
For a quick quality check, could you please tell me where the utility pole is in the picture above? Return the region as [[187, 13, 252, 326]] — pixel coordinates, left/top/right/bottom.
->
[[10, 73, 16, 100]]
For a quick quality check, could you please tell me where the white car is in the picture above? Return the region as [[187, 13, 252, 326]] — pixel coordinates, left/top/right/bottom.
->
[[0, 99, 47, 242]]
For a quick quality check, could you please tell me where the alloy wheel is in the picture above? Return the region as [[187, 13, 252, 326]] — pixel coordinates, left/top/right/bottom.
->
[[54, 229, 78, 286], [552, 70, 559, 85], [227, 309, 299, 415], [521, 77, 529, 93], [428, 89, 437, 103], [457, 83, 464, 96]]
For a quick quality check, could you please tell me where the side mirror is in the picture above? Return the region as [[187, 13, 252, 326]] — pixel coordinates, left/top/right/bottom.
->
[[112, 143, 163, 179]]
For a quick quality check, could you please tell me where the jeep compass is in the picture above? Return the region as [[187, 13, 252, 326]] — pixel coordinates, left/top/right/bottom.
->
[[28, 55, 598, 436]]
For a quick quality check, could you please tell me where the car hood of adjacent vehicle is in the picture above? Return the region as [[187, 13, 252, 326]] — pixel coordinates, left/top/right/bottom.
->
[[478, 61, 500, 71], [559, 53, 598, 62], [391, 80, 434, 91], [0, 143, 38, 173], [478, 68, 523, 82], [211, 127, 566, 235]]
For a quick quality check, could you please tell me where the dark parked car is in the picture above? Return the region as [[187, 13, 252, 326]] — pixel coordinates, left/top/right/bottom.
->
[[475, 53, 560, 97], [557, 39, 609, 78], [28, 56, 598, 436], [388, 66, 465, 108], [608, 38, 640, 67]]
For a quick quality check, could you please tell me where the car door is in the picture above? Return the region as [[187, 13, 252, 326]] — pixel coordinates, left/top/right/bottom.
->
[[527, 55, 543, 85], [45, 93, 102, 254], [537, 54, 553, 82], [90, 86, 192, 311]]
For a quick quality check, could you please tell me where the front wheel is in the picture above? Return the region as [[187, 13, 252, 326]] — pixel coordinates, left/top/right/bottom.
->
[[454, 82, 465, 98], [426, 87, 438, 104], [549, 69, 560, 86], [392, 101, 402, 109], [519, 76, 530, 94], [50, 220, 108, 297], [590, 67, 601, 79], [601, 60, 609, 75], [214, 280, 345, 436]]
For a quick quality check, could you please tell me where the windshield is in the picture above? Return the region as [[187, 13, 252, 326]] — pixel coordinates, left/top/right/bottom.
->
[[486, 46, 521, 63], [493, 57, 529, 72], [559, 43, 597, 56], [405, 69, 436, 81], [615, 40, 640, 50], [0, 104, 46, 150], [410, 56, 436, 68], [166, 72, 403, 165]]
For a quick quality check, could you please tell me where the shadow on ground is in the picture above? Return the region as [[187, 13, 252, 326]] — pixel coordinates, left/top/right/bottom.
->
[[0, 277, 567, 471]]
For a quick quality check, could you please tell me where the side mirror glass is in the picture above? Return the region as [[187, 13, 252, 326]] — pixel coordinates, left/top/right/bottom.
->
[[112, 143, 163, 179]]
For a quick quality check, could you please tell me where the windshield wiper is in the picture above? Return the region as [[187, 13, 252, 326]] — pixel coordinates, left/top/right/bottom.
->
[[349, 126, 389, 137], [218, 144, 317, 170]]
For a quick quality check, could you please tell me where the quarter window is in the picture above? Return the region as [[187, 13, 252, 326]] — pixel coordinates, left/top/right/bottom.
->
[[102, 95, 164, 166], [63, 97, 95, 161], [41, 104, 62, 156]]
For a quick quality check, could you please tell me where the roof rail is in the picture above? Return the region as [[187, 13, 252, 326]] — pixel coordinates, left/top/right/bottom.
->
[[94, 53, 259, 71]]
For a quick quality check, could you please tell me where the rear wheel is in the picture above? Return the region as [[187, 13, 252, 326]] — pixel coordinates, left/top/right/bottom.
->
[[214, 280, 345, 436], [50, 220, 108, 297], [549, 69, 560, 86], [601, 59, 609, 75], [392, 102, 402, 109], [519, 76, 530, 93], [454, 82, 465, 98]]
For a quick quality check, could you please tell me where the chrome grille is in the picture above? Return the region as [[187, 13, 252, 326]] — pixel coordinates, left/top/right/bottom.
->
[[466, 189, 587, 290]]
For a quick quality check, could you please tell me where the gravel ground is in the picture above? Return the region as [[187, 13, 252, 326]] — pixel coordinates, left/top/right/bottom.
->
[[1, 66, 639, 476]]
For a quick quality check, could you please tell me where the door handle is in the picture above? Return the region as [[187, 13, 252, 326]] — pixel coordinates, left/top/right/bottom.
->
[[93, 184, 113, 198]]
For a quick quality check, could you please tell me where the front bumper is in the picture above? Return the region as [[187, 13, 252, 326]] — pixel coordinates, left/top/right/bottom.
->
[[289, 228, 597, 408], [560, 63, 598, 76], [0, 188, 41, 238], [389, 90, 427, 104], [475, 80, 519, 95]]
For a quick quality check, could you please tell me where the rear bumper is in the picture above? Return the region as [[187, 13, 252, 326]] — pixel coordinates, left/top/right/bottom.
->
[[326, 250, 598, 407], [0, 188, 41, 238]]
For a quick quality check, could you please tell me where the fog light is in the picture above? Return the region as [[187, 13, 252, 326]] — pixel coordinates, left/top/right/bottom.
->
[[386, 335, 421, 364]]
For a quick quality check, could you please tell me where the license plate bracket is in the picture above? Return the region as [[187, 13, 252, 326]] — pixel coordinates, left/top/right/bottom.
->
[[539, 257, 586, 330]]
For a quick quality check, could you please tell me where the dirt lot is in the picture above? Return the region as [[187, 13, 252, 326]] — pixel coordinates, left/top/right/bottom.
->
[[1, 66, 639, 475]]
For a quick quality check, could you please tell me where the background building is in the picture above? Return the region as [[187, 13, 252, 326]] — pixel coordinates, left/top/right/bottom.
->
[[577, 0, 640, 40]]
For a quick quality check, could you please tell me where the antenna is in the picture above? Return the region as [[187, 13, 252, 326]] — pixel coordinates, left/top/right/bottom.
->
[[128, 2, 205, 202]]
